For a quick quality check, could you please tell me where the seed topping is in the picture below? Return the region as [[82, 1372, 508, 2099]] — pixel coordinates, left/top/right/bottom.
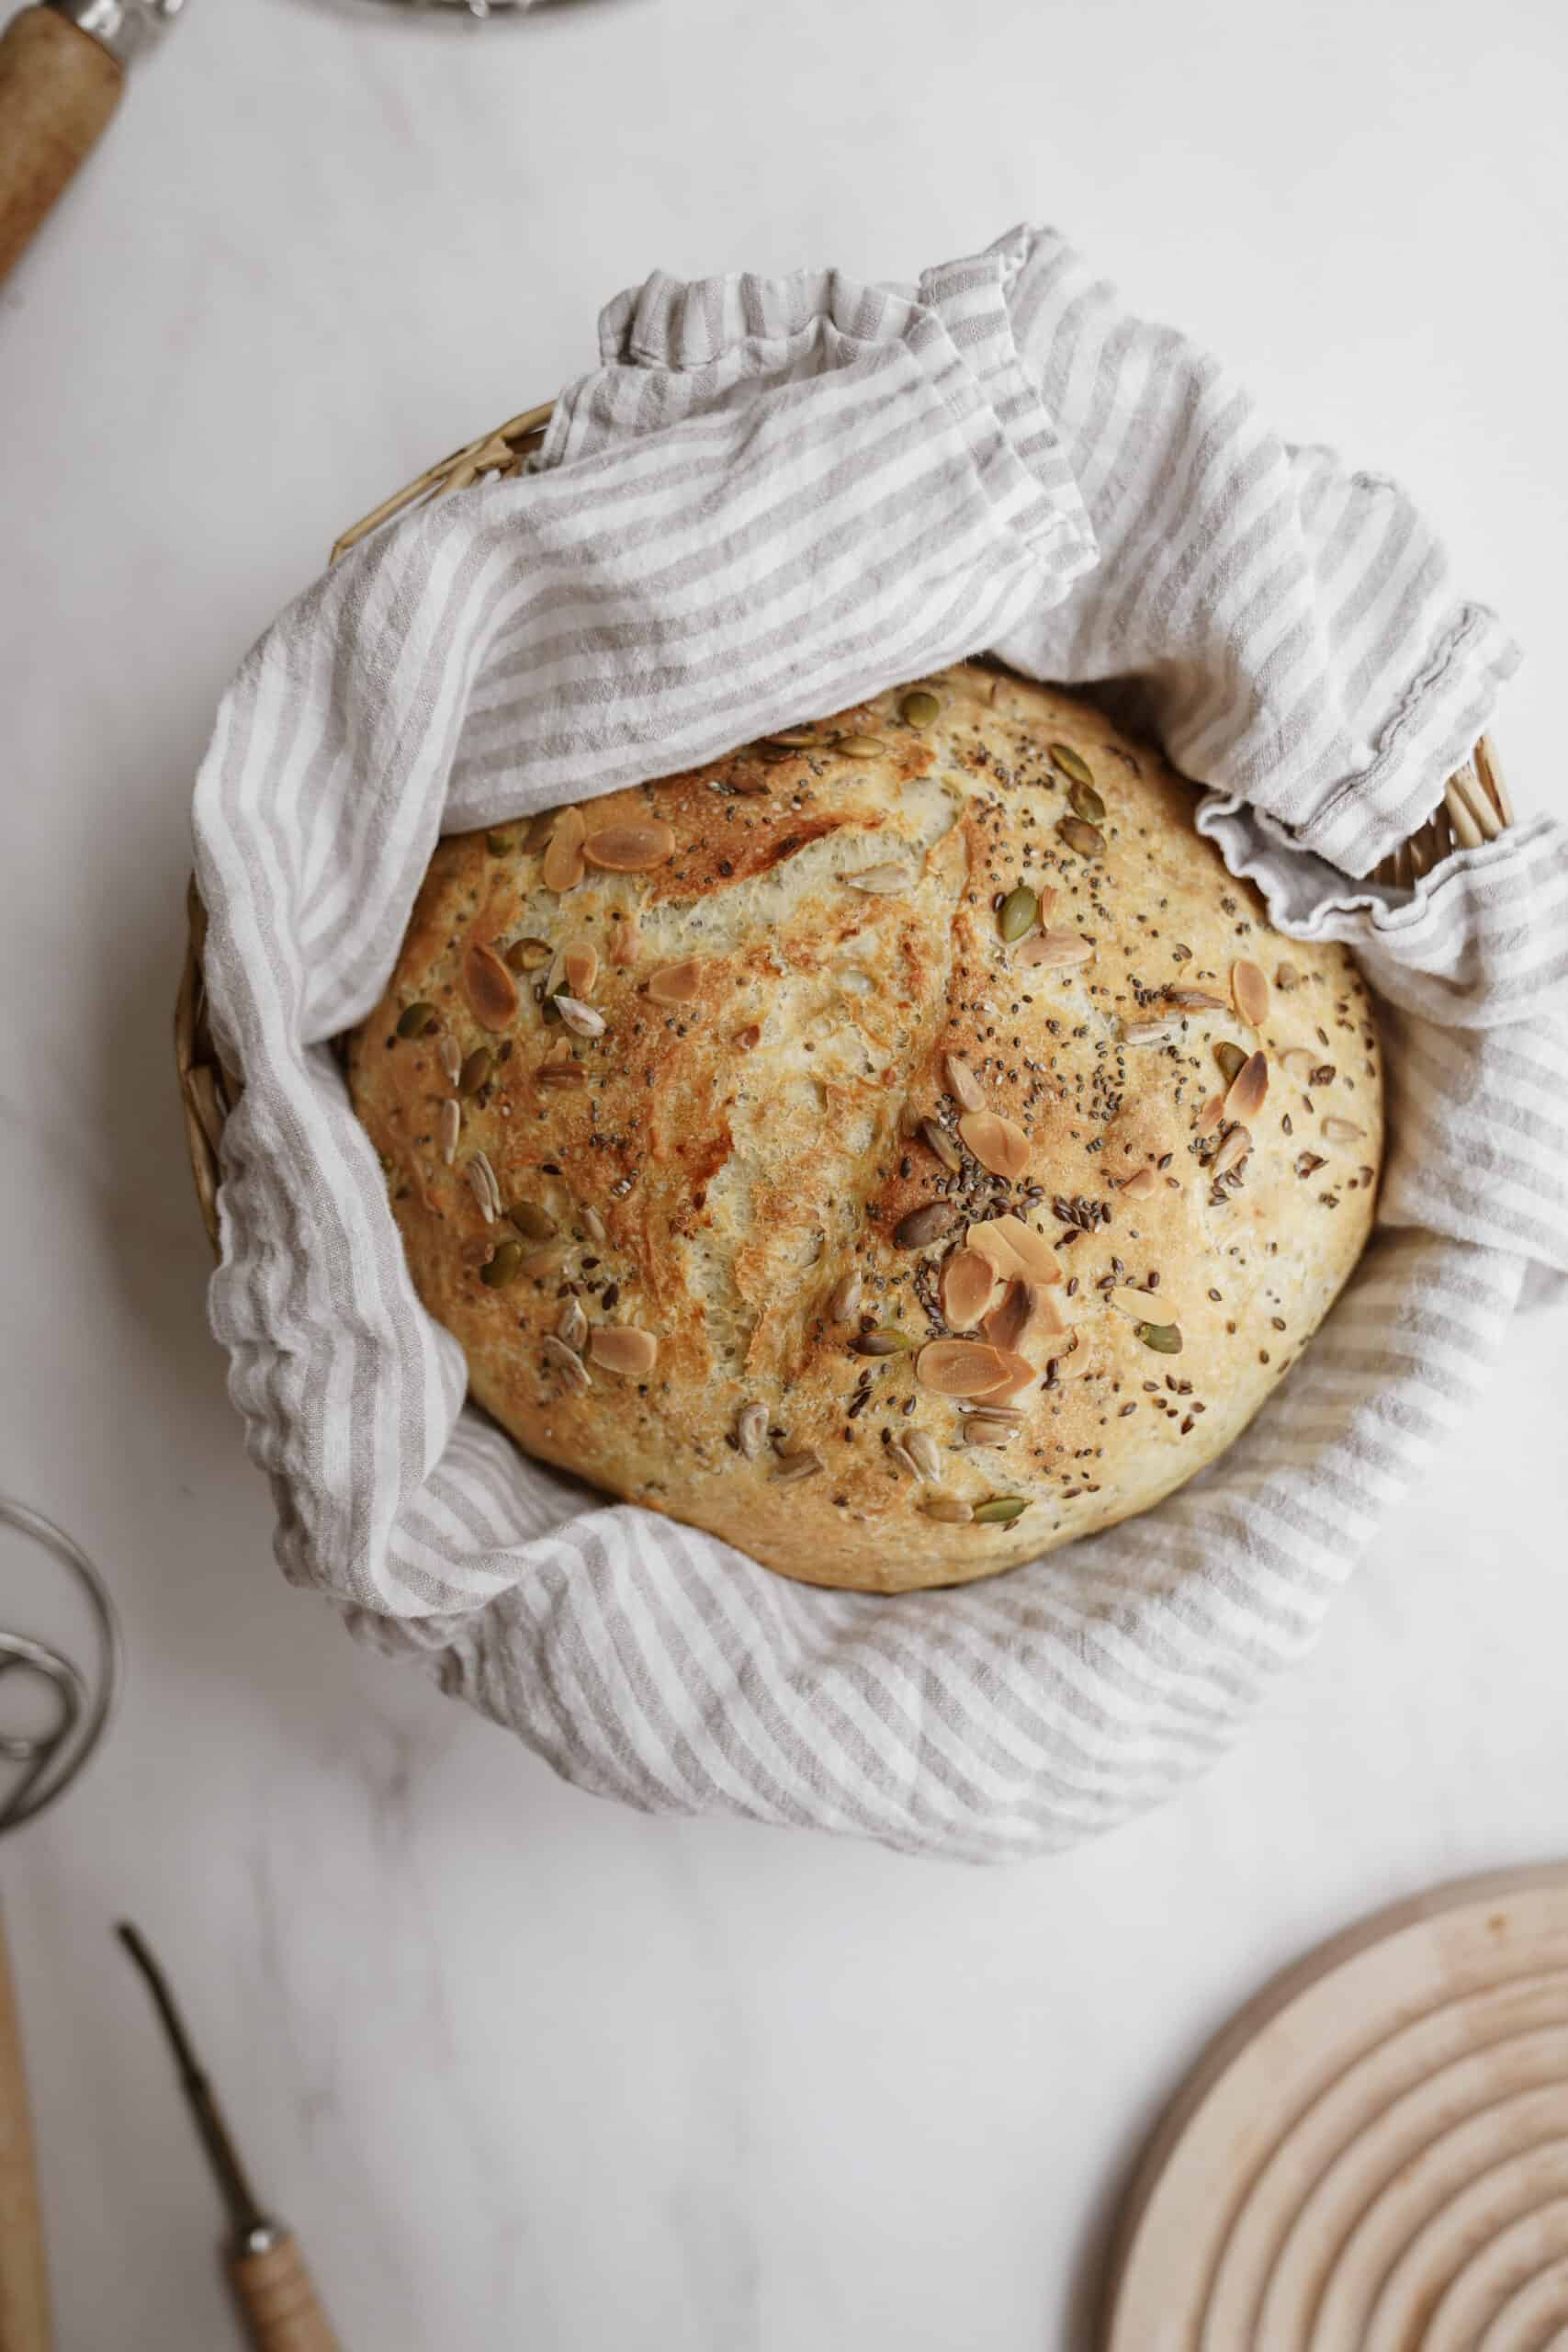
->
[[896, 1202, 959, 1250], [1164, 988, 1228, 1012], [1018, 929, 1094, 969], [1232, 959, 1270, 1026], [984, 1277, 1062, 1352], [541, 1334, 592, 1391], [463, 941, 520, 1033], [852, 1328, 913, 1356], [737, 1402, 769, 1459], [479, 1239, 524, 1289], [1213, 1125, 1251, 1175], [555, 995, 607, 1039], [1109, 1284, 1167, 1320], [773, 1450, 825, 1484], [504, 936, 552, 973], [1135, 1321, 1184, 1355], [467, 1151, 502, 1222], [982, 1351, 1040, 1403], [998, 885, 1039, 943], [958, 1111, 1032, 1182], [939, 1247, 998, 1332], [588, 1325, 660, 1376], [917, 1116, 963, 1174], [943, 1054, 986, 1113], [828, 1271, 863, 1322], [963, 1417, 1018, 1449], [507, 1202, 556, 1240], [1057, 816, 1106, 857], [1224, 1050, 1269, 1123], [649, 960, 702, 1005], [966, 1215, 1062, 1286], [520, 1242, 570, 1278], [904, 1430, 942, 1480], [542, 807, 586, 893], [583, 820, 676, 873], [562, 944, 599, 999], [916, 1340, 1011, 1396]]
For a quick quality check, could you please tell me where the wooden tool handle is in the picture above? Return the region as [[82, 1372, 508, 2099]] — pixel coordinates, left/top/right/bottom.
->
[[0, 6, 122, 285], [227, 2233, 337, 2352], [0, 1907, 51, 2352]]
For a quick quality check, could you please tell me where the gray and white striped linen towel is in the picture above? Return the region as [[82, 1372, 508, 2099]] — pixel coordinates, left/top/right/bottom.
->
[[194, 227, 1568, 1860]]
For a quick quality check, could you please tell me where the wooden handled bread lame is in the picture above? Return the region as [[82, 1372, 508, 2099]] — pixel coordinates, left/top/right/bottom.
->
[[0, 0, 183, 285], [117, 1925, 338, 2352]]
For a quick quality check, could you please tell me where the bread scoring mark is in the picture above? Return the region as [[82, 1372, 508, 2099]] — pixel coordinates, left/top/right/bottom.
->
[[641, 812, 844, 905], [694, 807, 969, 1393]]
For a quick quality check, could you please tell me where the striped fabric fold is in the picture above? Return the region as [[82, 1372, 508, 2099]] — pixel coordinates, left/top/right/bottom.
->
[[193, 226, 1567, 1860], [987, 226, 1523, 877]]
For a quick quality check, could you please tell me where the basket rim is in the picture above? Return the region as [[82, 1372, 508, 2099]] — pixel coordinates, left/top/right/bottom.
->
[[174, 402, 1517, 1261]]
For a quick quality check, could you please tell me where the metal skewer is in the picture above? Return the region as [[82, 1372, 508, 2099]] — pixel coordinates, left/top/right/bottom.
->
[[117, 1923, 338, 2352]]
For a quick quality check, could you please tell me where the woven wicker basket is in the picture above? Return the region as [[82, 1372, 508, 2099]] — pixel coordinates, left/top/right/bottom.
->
[[173, 403, 1515, 1255]]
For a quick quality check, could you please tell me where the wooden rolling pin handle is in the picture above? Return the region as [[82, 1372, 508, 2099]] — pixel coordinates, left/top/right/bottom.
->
[[0, 6, 123, 284], [0, 1907, 51, 2352], [227, 2233, 338, 2352]]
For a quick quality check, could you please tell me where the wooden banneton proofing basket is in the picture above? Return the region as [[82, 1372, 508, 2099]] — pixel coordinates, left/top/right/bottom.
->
[[174, 403, 1516, 1256]]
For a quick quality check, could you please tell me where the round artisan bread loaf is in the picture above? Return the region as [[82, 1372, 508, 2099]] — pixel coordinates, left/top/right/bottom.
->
[[347, 663, 1382, 1593]]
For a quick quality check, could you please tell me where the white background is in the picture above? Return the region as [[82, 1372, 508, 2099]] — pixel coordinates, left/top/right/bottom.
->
[[4, 1, 1566, 2345]]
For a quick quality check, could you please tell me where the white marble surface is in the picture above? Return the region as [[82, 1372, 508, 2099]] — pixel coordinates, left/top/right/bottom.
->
[[3, 0, 1566, 2344]]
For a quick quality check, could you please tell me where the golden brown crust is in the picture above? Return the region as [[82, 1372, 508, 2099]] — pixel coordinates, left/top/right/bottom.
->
[[347, 666, 1382, 1592]]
